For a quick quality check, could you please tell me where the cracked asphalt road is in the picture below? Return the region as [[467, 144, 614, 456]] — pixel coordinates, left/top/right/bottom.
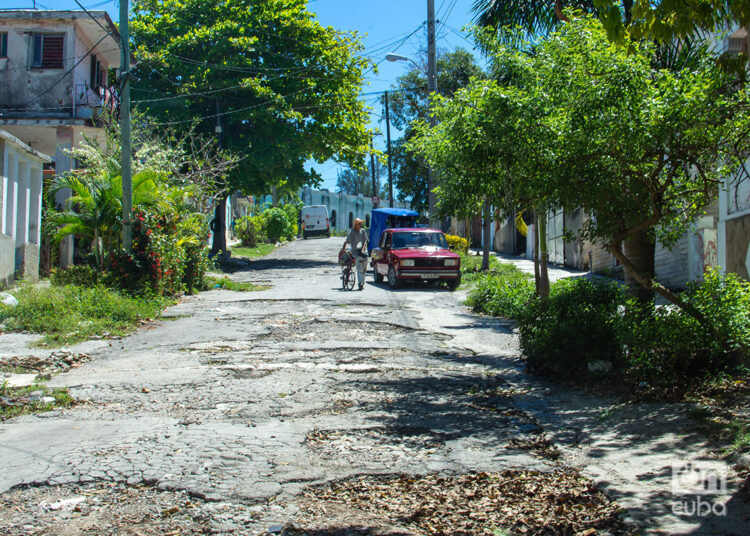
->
[[1, 237, 749, 535]]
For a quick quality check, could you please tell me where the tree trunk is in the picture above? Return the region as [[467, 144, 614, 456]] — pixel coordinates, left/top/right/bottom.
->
[[482, 200, 491, 271], [607, 243, 713, 330], [554, 0, 569, 22], [537, 214, 550, 298], [532, 221, 541, 295], [210, 194, 228, 259], [622, 229, 654, 304]]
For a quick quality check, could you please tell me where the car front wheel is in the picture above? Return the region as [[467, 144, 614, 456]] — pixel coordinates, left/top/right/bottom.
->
[[387, 265, 401, 289], [447, 276, 461, 291]]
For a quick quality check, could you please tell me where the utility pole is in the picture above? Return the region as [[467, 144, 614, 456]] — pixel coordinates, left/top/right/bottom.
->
[[427, 0, 438, 226], [120, 0, 132, 252], [211, 99, 228, 258], [370, 137, 378, 208], [384, 91, 394, 208]]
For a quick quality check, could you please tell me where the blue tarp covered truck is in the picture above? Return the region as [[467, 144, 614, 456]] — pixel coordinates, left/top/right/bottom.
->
[[368, 208, 419, 250]]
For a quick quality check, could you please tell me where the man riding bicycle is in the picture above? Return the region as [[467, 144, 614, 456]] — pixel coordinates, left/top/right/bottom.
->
[[340, 218, 369, 290]]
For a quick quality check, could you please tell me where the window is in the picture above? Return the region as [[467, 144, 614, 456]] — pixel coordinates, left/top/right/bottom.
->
[[0, 33, 7, 58], [90, 54, 104, 89], [31, 33, 64, 69]]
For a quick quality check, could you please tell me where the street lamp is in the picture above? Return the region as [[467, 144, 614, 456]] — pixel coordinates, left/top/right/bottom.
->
[[385, 53, 426, 75]]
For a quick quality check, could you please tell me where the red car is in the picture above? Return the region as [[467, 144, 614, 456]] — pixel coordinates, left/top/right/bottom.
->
[[370, 228, 461, 290]]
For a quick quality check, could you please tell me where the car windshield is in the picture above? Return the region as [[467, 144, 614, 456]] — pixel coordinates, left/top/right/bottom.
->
[[391, 231, 448, 250]]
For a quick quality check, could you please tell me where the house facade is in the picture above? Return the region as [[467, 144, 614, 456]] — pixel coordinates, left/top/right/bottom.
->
[[0, 129, 51, 287], [0, 10, 122, 265]]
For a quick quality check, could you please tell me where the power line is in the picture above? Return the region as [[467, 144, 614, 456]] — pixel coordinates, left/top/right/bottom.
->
[[21, 32, 110, 108], [0, 46, 121, 72]]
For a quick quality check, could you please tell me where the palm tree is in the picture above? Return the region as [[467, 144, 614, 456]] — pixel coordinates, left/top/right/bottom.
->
[[472, 0, 595, 33], [47, 170, 164, 269]]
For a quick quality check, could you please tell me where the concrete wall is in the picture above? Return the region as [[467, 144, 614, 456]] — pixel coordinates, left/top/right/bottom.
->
[[0, 130, 50, 285], [0, 14, 113, 116], [725, 214, 750, 280], [719, 166, 750, 282], [0, 234, 13, 288]]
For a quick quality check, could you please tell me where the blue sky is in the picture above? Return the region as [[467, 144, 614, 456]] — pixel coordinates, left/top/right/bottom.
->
[[25, 0, 481, 190]]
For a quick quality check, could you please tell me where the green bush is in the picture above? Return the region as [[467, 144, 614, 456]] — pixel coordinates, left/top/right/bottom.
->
[[282, 203, 301, 239], [620, 269, 750, 387], [263, 207, 292, 243], [235, 215, 267, 247], [465, 264, 535, 319], [518, 278, 626, 377], [110, 210, 185, 296], [177, 214, 212, 294], [50, 265, 102, 287]]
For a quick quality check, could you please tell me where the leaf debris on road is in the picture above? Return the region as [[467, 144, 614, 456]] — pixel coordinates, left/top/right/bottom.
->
[[296, 470, 634, 535]]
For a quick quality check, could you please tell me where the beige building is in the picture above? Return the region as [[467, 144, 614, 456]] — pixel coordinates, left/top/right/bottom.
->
[[0, 10, 122, 265], [1, 129, 51, 287]]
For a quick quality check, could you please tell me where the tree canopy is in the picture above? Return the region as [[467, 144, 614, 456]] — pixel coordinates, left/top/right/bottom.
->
[[385, 48, 484, 211], [410, 15, 750, 321], [131, 0, 372, 196]]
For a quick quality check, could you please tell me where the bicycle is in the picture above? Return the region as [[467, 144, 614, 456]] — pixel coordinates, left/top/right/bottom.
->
[[338, 249, 355, 291]]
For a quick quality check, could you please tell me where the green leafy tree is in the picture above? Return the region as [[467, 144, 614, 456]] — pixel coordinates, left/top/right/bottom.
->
[[131, 0, 372, 254], [408, 81, 535, 273], [387, 49, 484, 211], [505, 16, 750, 323]]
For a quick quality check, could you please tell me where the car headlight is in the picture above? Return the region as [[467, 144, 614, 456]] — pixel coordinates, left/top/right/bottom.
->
[[444, 259, 458, 267], [400, 259, 415, 267]]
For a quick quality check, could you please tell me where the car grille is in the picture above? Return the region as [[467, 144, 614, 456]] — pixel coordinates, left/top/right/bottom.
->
[[414, 258, 445, 267]]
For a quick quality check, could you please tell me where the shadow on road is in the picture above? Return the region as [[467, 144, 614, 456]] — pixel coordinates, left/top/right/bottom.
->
[[220, 258, 335, 273]]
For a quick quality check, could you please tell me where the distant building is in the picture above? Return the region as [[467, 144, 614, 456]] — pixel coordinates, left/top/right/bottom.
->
[[0, 10, 123, 265], [1, 129, 51, 287], [301, 187, 411, 232]]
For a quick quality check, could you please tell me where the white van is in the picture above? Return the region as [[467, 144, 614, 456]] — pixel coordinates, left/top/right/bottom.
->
[[300, 205, 330, 239]]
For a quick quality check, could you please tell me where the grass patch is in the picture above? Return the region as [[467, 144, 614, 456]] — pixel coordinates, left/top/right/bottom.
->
[[0, 283, 170, 347], [204, 276, 270, 292], [460, 253, 503, 283], [0, 382, 75, 421], [230, 243, 276, 259]]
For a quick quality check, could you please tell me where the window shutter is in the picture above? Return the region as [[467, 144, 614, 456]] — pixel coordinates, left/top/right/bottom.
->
[[90, 54, 98, 88], [41, 35, 64, 68]]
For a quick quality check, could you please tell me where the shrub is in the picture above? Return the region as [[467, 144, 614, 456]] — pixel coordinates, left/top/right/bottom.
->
[[263, 207, 292, 243], [50, 265, 102, 287], [620, 269, 750, 388], [283, 203, 301, 240], [177, 214, 212, 294], [110, 210, 185, 296], [446, 234, 469, 255], [235, 215, 266, 247], [518, 278, 626, 377], [465, 264, 535, 319]]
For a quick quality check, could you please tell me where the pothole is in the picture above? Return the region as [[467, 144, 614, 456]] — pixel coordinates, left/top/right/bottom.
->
[[258, 317, 416, 343], [305, 426, 450, 464]]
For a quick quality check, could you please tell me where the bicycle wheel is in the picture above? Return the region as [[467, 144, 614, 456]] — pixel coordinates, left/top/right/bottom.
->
[[346, 267, 355, 290], [341, 267, 352, 290]]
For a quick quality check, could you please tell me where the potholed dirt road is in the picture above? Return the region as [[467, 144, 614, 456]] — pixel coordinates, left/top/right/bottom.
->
[[1, 238, 747, 535]]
